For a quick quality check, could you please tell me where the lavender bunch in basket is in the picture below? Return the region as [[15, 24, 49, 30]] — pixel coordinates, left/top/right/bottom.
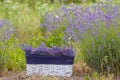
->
[[21, 43, 75, 57]]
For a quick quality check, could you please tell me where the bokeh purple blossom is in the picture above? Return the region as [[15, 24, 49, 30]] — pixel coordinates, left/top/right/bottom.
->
[[41, 1, 120, 42], [0, 20, 14, 41]]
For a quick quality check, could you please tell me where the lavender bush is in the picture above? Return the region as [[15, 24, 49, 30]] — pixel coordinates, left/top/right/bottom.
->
[[65, 2, 120, 73], [0, 20, 26, 71], [0, 20, 14, 69], [42, 1, 120, 74]]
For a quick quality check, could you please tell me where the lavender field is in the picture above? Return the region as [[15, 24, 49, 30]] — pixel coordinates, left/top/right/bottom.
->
[[0, 0, 120, 80]]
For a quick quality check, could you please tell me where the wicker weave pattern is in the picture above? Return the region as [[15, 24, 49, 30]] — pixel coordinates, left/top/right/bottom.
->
[[26, 64, 73, 77]]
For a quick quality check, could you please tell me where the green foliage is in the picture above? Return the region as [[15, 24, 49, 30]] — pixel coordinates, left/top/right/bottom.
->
[[0, 36, 26, 72], [42, 32, 66, 47], [0, 1, 58, 71], [91, 72, 114, 80], [83, 76, 90, 80], [0, 0, 97, 4]]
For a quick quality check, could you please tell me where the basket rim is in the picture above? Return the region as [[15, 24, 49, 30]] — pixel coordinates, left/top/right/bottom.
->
[[25, 53, 75, 58], [25, 54, 74, 65]]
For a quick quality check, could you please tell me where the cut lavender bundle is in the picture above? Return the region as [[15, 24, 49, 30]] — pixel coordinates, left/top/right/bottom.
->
[[21, 43, 75, 57]]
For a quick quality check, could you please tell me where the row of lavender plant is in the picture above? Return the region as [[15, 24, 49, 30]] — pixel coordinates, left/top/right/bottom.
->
[[42, 1, 120, 74], [0, 20, 26, 71]]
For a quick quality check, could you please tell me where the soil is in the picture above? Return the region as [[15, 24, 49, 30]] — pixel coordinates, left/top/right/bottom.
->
[[0, 63, 120, 80], [0, 71, 85, 80], [0, 71, 120, 80]]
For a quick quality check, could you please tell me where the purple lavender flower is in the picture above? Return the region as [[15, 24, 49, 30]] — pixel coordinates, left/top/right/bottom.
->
[[21, 43, 75, 57], [0, 20, 5, 27], [51, 46, 62, 56], [21, 44, 33, 54], [61, 47, 75, 57], [118, 32, 120, 36], [32, 42, 49, 55], [92, 31, 98, 38], [0, 20, 14, 40], [102, 34, 106, 39], [113, 6, 119, 18]]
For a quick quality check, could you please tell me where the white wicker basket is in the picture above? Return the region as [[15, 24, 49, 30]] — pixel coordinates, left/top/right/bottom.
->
[[26, 64, 73, 77]]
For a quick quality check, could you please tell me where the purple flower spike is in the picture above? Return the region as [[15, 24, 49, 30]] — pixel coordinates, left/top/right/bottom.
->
[[0, 20, 14, 40], [0, 20, 5, 27]]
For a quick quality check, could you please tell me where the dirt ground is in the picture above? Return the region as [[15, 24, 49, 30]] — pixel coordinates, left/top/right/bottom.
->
[[0, 71, 85, 80], [0, 63, 120, 80], [0, 63, 90, 80], [0, 71, 120, 80]]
